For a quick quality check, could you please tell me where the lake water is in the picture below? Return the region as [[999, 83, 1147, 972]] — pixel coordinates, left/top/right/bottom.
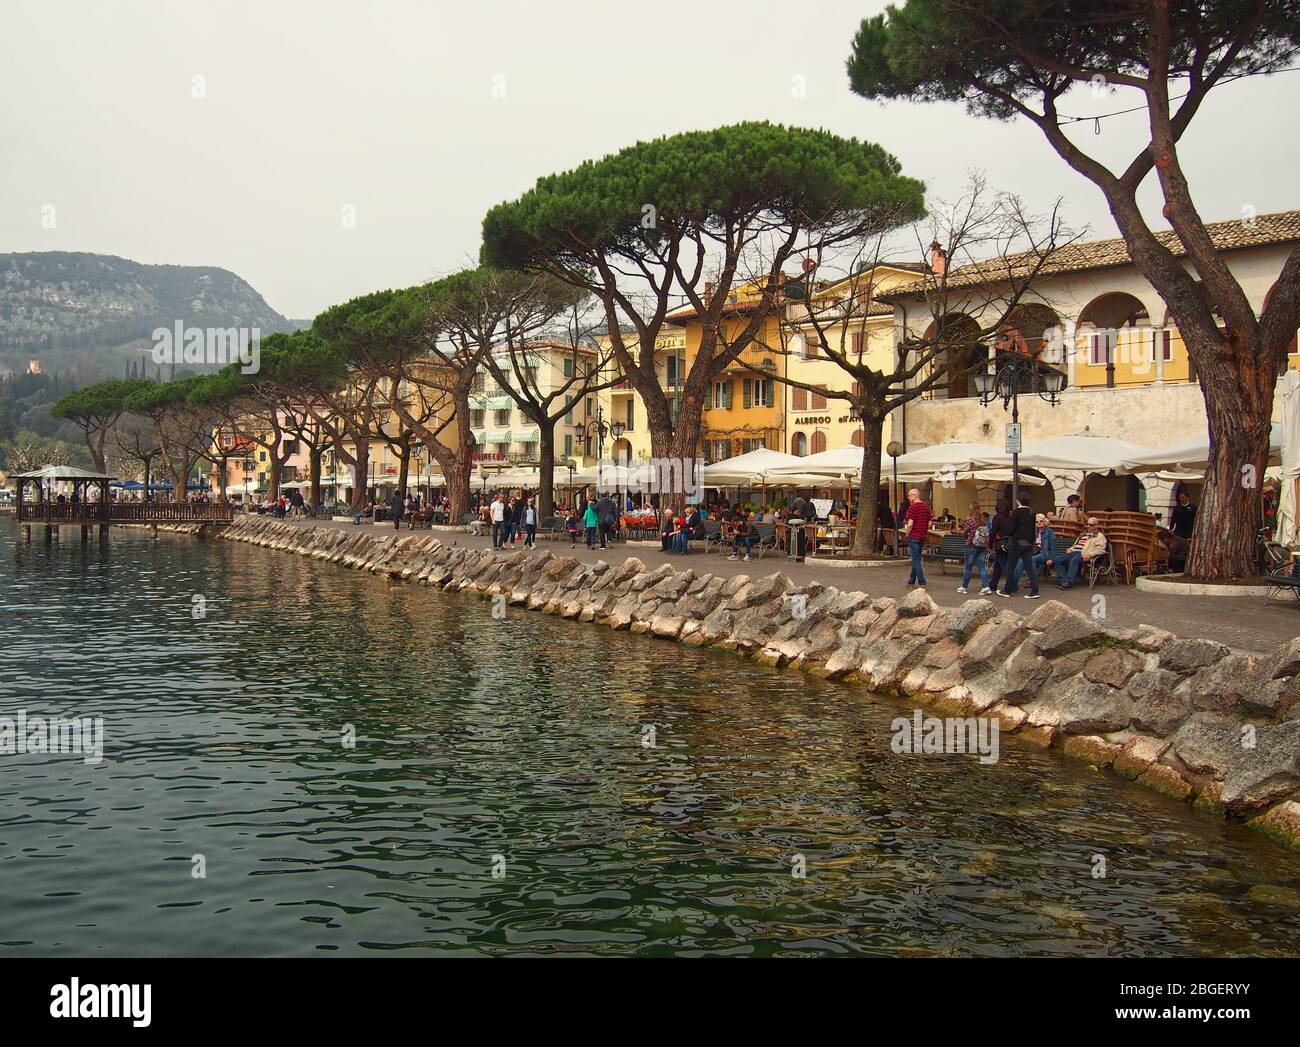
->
[[3, 521, 1300, 956]]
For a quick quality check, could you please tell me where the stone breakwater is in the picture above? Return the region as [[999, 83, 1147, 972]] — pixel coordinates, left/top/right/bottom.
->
[[219, 516, 1300, 849]]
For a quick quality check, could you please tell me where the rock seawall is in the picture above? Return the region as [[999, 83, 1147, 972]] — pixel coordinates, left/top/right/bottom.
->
[[218, 517, 1300, 848]]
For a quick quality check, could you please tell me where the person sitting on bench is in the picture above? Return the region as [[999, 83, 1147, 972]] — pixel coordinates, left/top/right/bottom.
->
[[728, 509, 757, 562], [1055, 518, 1106, 590]]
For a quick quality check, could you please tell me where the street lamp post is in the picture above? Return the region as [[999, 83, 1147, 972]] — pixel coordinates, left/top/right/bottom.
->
[[574, 406, 625, 464], [886, 439, 904, 557], [973, 353, 1066, 508]]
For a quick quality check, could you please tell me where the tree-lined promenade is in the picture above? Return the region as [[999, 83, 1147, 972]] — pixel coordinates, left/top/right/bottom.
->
[[49, 5, 1300, 582]]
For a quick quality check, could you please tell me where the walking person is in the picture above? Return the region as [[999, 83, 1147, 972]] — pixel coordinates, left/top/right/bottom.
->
[[566, 507, 580, 548], [956, 500, 993, 595], [513, 494, 527, 545], [596, 492, 617, 549], [582, 499, 599, 549], [1000, 492, 1040, 599], [489, 492, 506, 549], [523, 497, 537, 548], [900, 488, 931, 589], [389, 489, 404, 531], [986, 498, 1014, 594], [502, 496, 518, 546]]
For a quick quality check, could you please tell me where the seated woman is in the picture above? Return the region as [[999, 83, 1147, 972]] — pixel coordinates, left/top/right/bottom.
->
[[670, 513, 690, 555]]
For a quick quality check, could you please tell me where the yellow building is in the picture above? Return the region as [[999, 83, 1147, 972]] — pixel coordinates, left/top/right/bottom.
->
[[783, 262, 927, 455], [667, 285, 785, 463], [595, 329, 685, 464]]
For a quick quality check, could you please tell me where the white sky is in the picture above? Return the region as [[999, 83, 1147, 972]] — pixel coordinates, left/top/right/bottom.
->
[[2, 0, 1296, 319]]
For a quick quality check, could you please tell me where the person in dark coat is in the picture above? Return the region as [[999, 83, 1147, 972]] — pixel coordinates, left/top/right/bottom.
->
[[388, 489, 404, 530], [1000, 493, 1040, 598], [986, 498, 1013, 593], [595, 494, 618, 549]]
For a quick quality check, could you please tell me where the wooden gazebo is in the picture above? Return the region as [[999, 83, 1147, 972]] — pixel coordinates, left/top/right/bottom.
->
[[15, 464, 116, 543]]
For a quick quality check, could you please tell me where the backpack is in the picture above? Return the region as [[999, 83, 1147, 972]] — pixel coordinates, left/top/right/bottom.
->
[[972, 524, 989, 549]]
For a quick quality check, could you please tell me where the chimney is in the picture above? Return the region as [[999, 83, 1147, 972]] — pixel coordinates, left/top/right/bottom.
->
[[929, 241, 947, 276]]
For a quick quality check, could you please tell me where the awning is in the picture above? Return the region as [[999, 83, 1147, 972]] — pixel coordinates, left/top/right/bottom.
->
[[766, 446, 893, 482], [473, 429, 486, 445], [486, 429, 512, 443], [1115, 423, 1282, 474], [893, 441, 1003, 478], [702, 448, 802, 486], [16, 465, 118, 481], [970, 433, 1155, 473], [517, 425, 541, 442], [487, 396, 515, 412]]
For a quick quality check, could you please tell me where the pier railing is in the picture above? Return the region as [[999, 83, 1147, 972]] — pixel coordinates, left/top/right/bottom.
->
[[17, 502, 237, 524]]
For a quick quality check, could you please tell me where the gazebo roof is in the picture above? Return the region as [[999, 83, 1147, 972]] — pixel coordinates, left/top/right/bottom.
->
[[16, 465, 118, 481]]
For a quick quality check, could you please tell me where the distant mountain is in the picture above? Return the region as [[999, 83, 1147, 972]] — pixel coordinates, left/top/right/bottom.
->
[[0, 251, 302, 380]]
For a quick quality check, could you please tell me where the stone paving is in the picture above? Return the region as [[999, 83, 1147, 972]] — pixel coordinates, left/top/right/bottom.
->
[[280, 514, 1298, 655]]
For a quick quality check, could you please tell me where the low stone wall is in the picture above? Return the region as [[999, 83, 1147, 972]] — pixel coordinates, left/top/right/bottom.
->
[[217, 516, 1300, 849]]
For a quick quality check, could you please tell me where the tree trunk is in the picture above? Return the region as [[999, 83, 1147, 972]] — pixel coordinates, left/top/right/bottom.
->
[[397, 440, 410, 496], [1183, 340, 1271, 579], [268, 454, 283, 503], [538, 422, 556, 518], [851, 418, 884, 555], [659, 393, 703, 513], [89, 427, 108, 474], [350, 438, 369, 510], [309, 445, 322, 509]]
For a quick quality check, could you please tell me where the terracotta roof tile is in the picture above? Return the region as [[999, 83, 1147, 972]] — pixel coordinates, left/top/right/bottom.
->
[[878, 210, 1300, 300]]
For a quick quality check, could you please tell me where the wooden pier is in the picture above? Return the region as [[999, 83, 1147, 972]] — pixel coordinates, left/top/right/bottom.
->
[[14, 465, 235, 543]]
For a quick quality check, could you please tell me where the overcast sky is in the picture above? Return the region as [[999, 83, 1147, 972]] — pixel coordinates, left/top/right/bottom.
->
[[3, 0, 1296, 320]]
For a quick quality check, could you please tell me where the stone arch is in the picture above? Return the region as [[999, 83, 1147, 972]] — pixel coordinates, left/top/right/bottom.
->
[[1077, 292, 1150, 387], [924, 313, 984, 399], [811, 430, 828, 454], [791, 431, 808, 456], [610, 438, 633, 465], [994, 303, 1067, 394]]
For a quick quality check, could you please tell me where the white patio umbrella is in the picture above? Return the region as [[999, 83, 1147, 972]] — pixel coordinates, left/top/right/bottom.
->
[[702, 448, 803, 486], [1277, 372, 1300, 545], [766, 446, 892, 481], [970, 433, 1156, 473], [892, 441, 1002, 478], [922, 469, 1047, 486], [1115, 423, 1283, 474]]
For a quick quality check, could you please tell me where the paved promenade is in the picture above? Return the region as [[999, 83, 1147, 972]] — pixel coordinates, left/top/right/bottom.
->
[[276, 515, 1296, 655]]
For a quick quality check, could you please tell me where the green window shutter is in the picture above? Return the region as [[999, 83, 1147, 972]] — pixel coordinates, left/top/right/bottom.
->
[[742, 379, 752, 409], [724, 381, 733, 410], [764, 378, 774, 406], [564, 434, 572, 456], [563, 358, 574, 378]]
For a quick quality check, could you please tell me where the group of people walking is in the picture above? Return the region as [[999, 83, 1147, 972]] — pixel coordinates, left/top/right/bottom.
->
[[488, 493, 539, 548], [899, 487, 1113, 599], [951, 493, 1106, 597]]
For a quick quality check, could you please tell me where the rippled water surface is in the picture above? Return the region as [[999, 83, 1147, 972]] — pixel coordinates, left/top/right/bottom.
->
[[3, 521, 1300, 957]]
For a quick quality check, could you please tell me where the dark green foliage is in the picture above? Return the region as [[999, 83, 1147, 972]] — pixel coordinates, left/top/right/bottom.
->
[[482, 121, 925, 271], [847, 1, 1299, 119]]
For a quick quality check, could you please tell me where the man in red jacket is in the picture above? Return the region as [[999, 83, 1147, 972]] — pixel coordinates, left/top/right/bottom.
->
[[901, 487, 932, 588]]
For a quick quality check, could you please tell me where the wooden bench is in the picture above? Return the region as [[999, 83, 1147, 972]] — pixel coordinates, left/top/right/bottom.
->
[[923, 534, 968, 574]]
